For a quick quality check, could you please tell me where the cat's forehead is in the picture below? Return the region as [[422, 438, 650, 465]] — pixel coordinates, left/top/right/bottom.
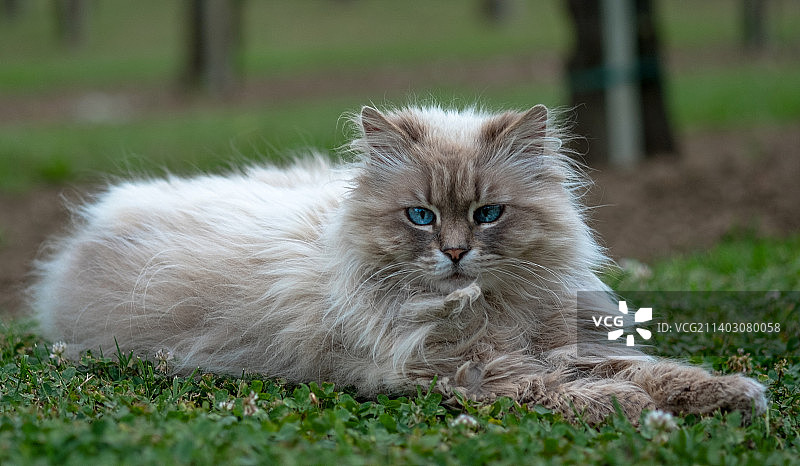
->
[[393, 106, 491, 147], [389, 107, 516, 207], [410, 144, 512, 211]]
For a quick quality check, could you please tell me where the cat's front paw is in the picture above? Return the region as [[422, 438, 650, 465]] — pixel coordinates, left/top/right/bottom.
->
[[444, 282, 482, 306]]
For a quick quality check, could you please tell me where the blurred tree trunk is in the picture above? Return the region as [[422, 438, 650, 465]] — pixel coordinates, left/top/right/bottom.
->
[[54, 0, 87, 49], [635, 0, 675, 157], [565, 0, 675, 165], [182, 0, 243, 96], [566, 0, 607, 163], [480, 0, 512, 23], [742, 0, 767, 50], [2, 0, 22, 20]]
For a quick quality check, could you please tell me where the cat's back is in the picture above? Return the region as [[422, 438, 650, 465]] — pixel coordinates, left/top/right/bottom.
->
[[68, 156, 348, 258], [31, 156, 350, 366], [93, 156, 347, 226]]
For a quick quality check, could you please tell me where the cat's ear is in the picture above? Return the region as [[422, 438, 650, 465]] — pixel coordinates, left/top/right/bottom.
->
[[358, 107, 422, 159], [506, 104, 548, 143], [360, 106, 397, 138], [482, 104, 548, 155]]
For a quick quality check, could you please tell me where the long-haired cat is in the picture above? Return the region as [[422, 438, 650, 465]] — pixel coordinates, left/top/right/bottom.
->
[[31, 104, 766, 424]]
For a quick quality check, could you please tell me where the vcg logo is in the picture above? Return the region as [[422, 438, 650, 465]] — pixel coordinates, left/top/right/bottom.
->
[[591, 301, 653, 347]]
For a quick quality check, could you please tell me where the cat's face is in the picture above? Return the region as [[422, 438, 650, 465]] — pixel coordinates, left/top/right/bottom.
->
[[346, 106, 595, 295]]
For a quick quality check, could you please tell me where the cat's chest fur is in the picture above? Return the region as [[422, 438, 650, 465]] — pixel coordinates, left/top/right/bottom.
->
[[323, 270, 570, 364]]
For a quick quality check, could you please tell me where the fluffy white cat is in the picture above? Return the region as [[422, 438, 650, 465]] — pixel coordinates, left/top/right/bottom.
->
[[31, 104, 766, 424]]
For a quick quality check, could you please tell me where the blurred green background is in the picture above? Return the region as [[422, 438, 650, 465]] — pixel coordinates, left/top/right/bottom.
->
[[1, 0, 799, 191]]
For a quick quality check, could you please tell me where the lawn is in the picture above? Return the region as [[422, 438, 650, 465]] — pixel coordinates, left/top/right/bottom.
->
[[1, 234, 798, 464]]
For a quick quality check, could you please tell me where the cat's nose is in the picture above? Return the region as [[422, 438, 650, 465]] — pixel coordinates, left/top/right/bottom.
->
[[441, 247, 470, 263]]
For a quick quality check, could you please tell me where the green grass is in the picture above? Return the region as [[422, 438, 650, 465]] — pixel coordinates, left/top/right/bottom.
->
[[241, 0, 569, 77], [0, 89, 569, 192], [658, 0, 800, 49], [1, 233, 799, 464], [4, 0, 799, 94], [0, 0, 569, 93], [2, 1, 800, 192], [670, 61, 800, 131], [3, 55, 800, 192], [0, 98, 356, 191], [607, 232, 800, 292], [0, 1, 183, 91]]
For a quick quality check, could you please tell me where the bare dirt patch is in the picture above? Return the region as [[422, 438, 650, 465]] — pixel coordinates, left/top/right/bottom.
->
[[2, 123, 799, 317], [588, 123, 800, 260]]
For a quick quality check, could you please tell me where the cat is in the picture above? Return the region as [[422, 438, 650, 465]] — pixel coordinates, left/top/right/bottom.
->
[[31, 104, 766, 425]]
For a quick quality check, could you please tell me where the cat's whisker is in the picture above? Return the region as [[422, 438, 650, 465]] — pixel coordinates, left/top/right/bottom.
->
[[484, 269, 561, 308], [501, 258, 567, 284], [501, 259, 581, 296], [330, 262, 408, 316], [489, 260, 562, 292], [323, 262, 425, 360], [488, 261, 576, 332]]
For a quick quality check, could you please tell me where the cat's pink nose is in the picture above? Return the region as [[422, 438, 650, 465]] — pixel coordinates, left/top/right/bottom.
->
[[442, 248, 469, 263]]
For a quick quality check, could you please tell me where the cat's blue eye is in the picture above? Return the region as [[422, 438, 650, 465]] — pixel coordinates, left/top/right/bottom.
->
[[474, 204, 504, 224], [406, 207, 436, 226]]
